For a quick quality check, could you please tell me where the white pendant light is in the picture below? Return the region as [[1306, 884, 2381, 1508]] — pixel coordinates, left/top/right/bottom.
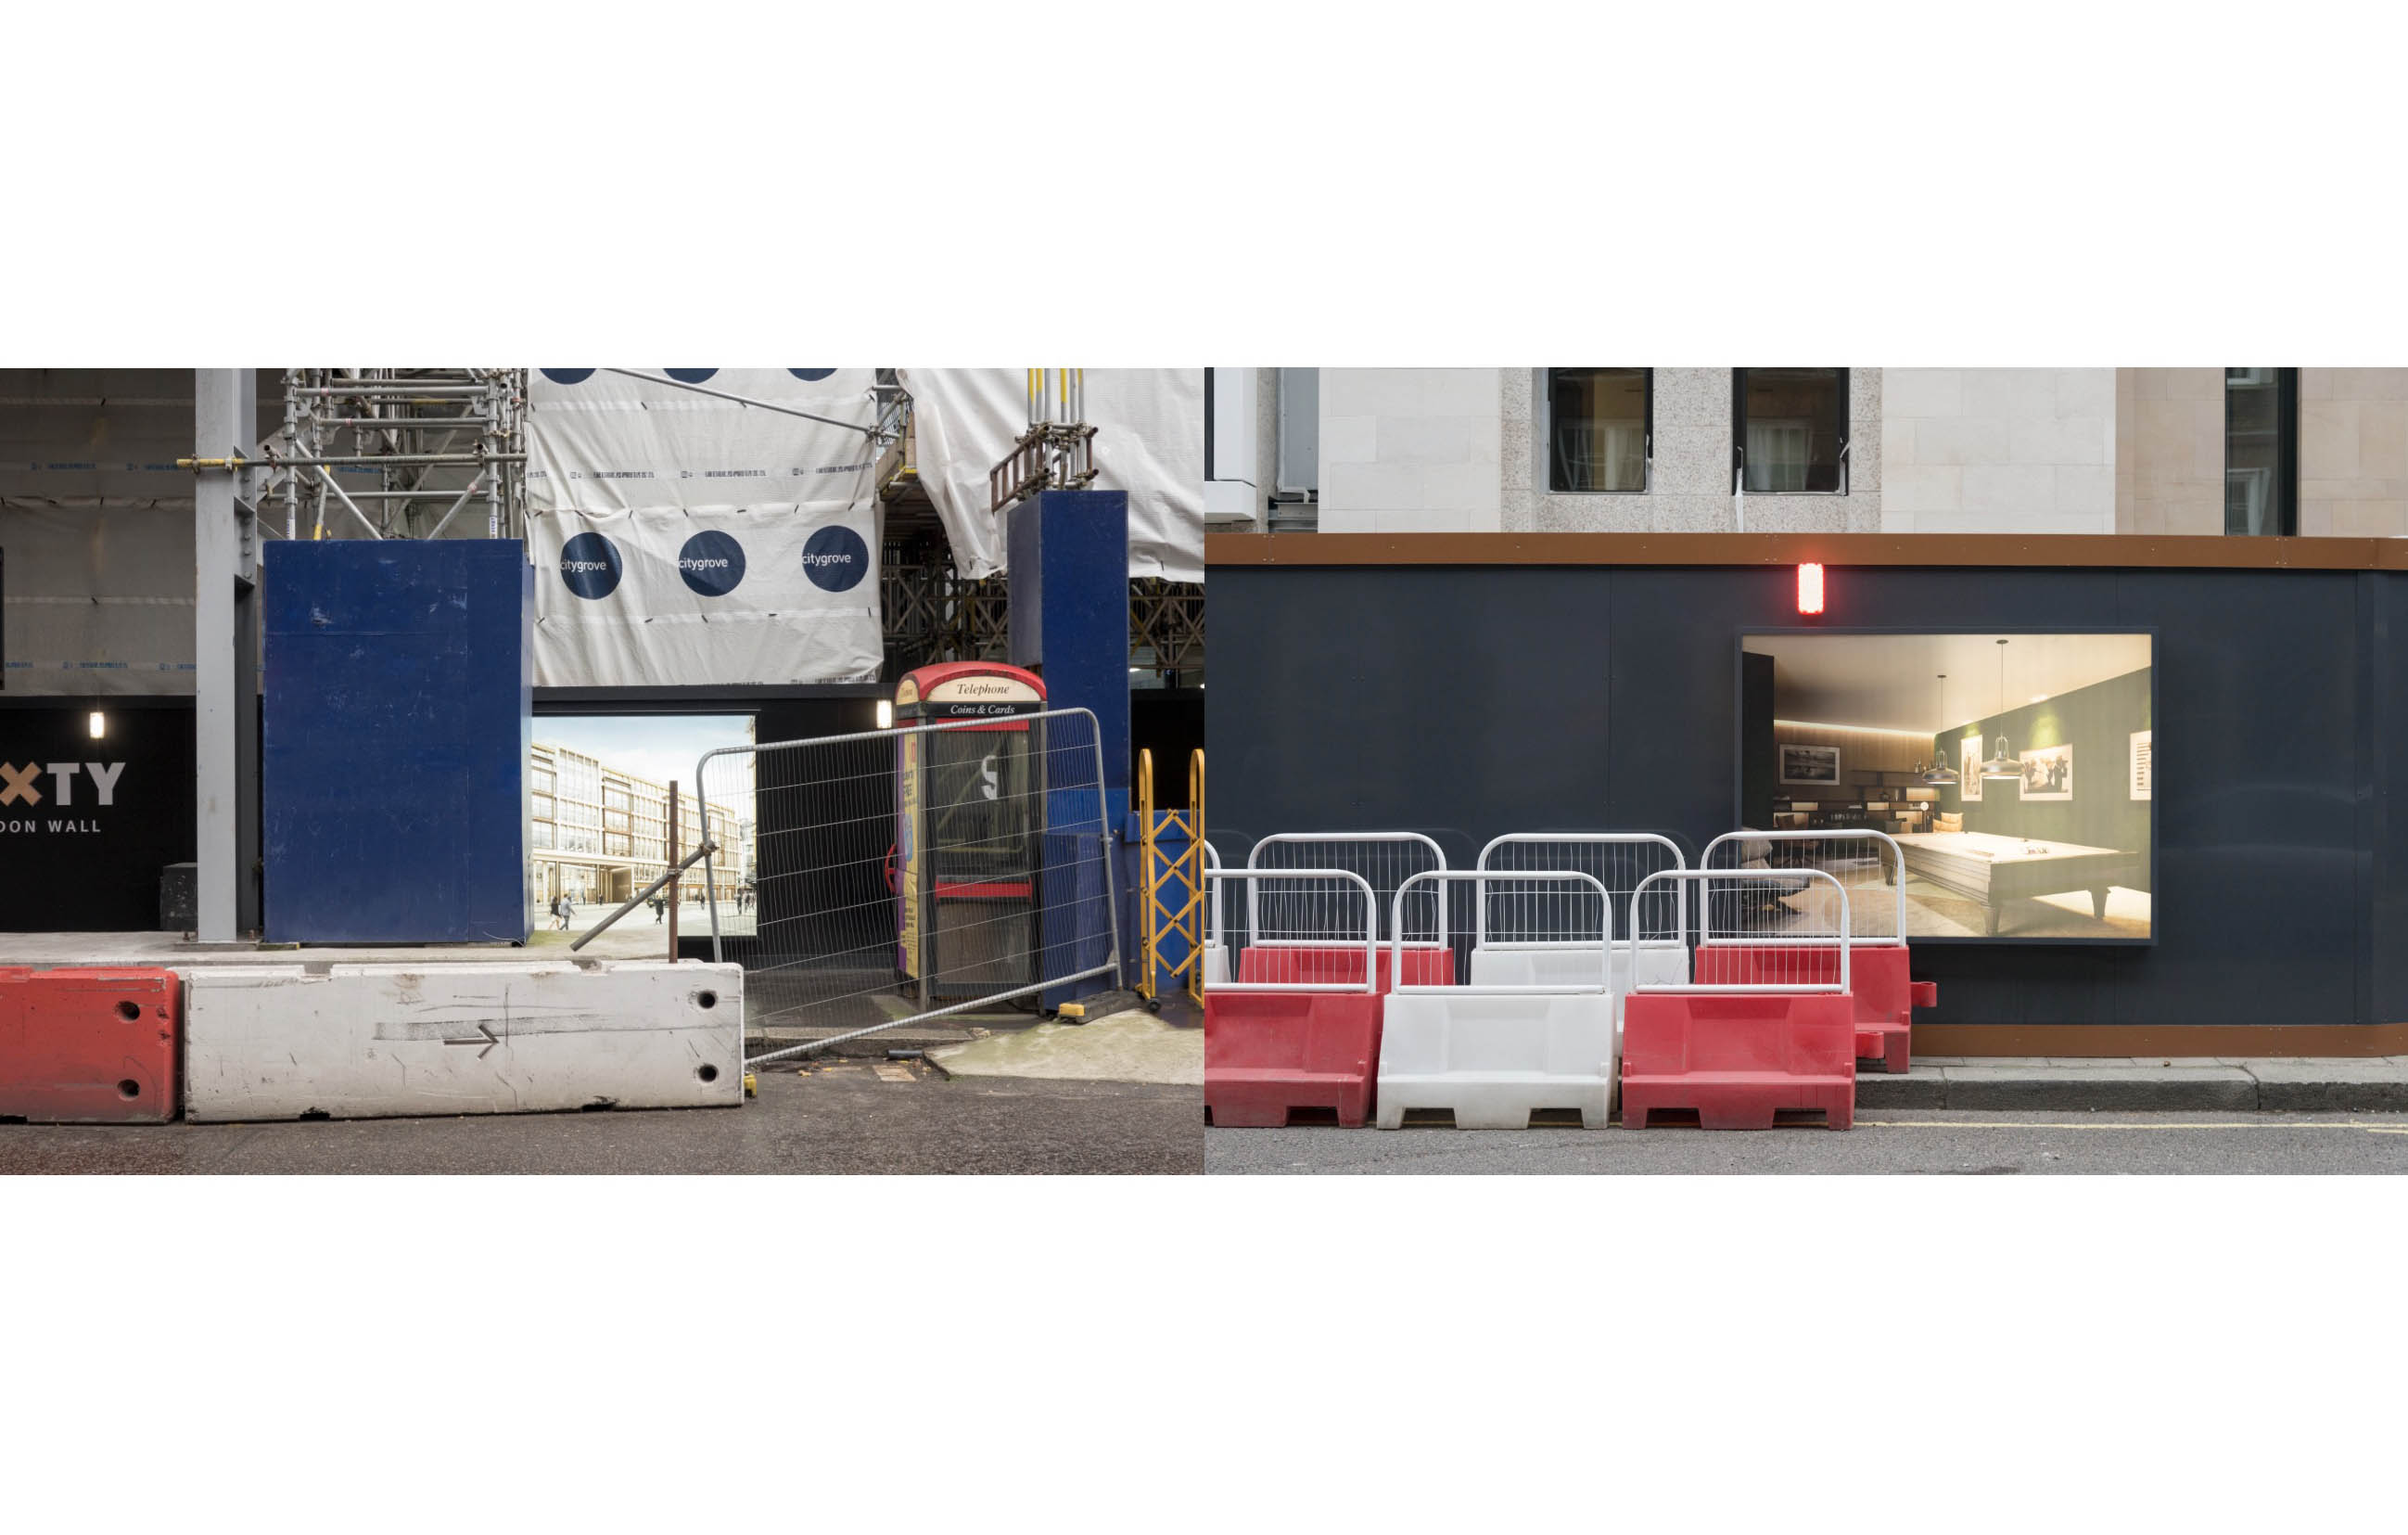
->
[[1980, 638, 2020, 778], [1917, 672, 1960, 785]]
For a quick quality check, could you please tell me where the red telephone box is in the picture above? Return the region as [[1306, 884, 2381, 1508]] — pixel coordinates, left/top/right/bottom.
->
[[894, 662, 1048, 1004]]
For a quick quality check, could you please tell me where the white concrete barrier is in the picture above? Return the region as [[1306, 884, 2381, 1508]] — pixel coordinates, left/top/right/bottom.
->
[[1373, 991, 1618, 1130], [184, 961, 743, 1122]]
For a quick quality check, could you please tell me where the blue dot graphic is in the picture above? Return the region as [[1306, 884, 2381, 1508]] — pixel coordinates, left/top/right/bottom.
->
[[801, 525, 869, 593], [677, 530, 746, 597], [664, 368, 719, 384], [558, 531, 622, 599]]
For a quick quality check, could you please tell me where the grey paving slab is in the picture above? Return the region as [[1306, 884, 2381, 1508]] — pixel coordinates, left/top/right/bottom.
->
[[1942, 1064, 2260, 1112], [2242, 1060, 2408, 1113], [1855, 1067, 1947, 1109]]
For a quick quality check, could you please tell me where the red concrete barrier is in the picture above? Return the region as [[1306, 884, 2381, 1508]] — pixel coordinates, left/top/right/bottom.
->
[[1234, 944, 1453, 991], [1204, 991, 1383, 1128], [1619, 991, 1856, 1131], [0, 967, 181, 1123], [1687, 943, 1933, 1075]]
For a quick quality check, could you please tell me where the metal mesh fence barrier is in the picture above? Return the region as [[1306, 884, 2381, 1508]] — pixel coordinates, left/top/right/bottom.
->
[[697, 707, 1119, 1067]]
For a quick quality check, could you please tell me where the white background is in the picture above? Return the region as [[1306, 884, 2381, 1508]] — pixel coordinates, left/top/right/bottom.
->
[[9, 4, 2408, 1530]]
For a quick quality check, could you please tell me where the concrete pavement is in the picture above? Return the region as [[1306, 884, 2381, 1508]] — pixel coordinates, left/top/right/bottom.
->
[[1205, 1110, 2408, 1174], [928, 996, 1203, 1085], [0, 1064, 1200, 1175]]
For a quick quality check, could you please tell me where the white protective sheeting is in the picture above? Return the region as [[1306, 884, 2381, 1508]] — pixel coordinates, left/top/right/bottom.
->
[[898, 368, 1204, 582], [0, 499, 197, 694], [1, 369, 216, 695], [527, 504, 881, 686], [524, 368, 884, 686]]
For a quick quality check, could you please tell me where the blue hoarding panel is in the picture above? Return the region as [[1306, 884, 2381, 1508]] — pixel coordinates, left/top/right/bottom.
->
[[1009, 490, 1132, 1002], [262, 540, 531, 943]]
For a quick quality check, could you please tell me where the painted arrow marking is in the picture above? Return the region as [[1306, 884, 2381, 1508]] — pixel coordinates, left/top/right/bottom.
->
[[442, 1023, 502, 1058]]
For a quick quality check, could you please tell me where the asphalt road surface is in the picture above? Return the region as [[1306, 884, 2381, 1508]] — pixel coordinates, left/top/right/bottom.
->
[[1205, 1111, 2408, 1174], [0, 1063, 1199, 1176]]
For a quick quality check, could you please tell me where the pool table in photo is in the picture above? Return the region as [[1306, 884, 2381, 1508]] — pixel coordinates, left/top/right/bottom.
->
[[1891, 831, 2141, 935]]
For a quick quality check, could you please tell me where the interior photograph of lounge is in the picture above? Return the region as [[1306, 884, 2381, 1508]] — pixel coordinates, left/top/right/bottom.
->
[[1739, 632, 2154, 940]]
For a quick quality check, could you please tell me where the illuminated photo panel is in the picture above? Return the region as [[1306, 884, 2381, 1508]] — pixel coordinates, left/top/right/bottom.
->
[[1739, 632, 2154, 942]]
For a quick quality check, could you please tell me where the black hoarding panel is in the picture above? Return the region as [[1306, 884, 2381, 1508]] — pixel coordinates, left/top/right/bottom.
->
[[1212, 562, 2391, 1030], [0, 701, 197, 931]]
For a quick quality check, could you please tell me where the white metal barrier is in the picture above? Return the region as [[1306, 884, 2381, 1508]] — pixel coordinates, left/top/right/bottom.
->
[[1245, 832, 1449, 953], [1629, 867, 1853, 993], [1701, 828, 1905, 944], [1204, 868, 1379, 993], [1469, 833, 1688, 1004], [1377, 870, 1617, 1130], [1200, 839, 1227, 990]]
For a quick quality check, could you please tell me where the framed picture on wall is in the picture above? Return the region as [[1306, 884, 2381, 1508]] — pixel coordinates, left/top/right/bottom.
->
[[1959, 736, 1982, 802], [2019, 743, 2072, 801], [1779, 744, 1841, 785]]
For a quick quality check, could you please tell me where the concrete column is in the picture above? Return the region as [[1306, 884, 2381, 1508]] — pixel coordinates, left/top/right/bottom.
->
[[194, 368, 255, 941]]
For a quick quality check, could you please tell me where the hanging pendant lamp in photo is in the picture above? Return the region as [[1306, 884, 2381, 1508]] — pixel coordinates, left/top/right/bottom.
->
[[1917, 757, 1960, 787], [1980, 638, 2021, 778]]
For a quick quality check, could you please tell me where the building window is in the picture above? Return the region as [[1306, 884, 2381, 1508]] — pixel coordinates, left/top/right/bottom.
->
[[2225, 367, 2298, 535], [1734, 368, 1849, 493], [1547, 368, 1650, 492]]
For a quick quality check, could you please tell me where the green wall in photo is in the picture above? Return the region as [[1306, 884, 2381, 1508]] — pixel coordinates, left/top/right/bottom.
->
[[1933, 665, 2152, 889]]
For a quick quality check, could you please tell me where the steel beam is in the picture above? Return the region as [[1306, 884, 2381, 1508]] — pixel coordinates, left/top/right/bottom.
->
[[194, 369, 256, 941]]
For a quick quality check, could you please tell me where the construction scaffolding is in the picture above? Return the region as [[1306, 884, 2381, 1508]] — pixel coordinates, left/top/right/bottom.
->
[[184, 368, 534, 543]]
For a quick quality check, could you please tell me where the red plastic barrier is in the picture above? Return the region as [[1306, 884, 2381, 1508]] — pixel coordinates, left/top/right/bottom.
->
[[1204, 991, 1383, 1128], [1688, 943, 1933, 1075], [0, 966, 181, 1123], [1619, 991, 1855, 1130], [1233, 944, 1453, 991]]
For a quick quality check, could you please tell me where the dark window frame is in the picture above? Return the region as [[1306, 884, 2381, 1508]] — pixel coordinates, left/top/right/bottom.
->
[[1733, 367, 1852, 496], [2223, 367, 2299, 536], [1544, 367, 1654, 493]]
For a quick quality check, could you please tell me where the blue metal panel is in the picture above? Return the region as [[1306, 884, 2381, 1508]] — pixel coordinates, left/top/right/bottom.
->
[[262, 540, 531, 943], [1007, 490, 1133, 1001]]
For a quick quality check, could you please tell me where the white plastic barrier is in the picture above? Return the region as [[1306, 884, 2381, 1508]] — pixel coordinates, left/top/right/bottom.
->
[[1375, 871, 1616, 1130], [185, 960, 744, 1121], [1468, 944, 1687, 1016], [1468, 833, 1688, 1025]]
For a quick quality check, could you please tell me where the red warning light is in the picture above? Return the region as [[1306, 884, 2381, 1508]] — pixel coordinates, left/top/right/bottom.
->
[[1797, 562, 1826, 616]]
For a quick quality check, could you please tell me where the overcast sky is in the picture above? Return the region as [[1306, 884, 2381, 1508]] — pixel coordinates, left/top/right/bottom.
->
[[534, 715, 755, 818]]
